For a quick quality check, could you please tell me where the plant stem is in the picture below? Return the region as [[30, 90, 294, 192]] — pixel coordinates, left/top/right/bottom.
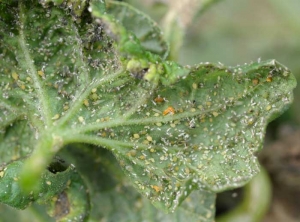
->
[[162, 0, 222, 61], [19, 130, 64, 192]]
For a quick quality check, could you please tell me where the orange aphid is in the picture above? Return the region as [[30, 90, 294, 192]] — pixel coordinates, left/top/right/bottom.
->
[[252, 78, 259, 85], [151, 185, 162, 192], [154, 96, 164, 103], [266, 75, 273, 82], [163, 106, 175, 116]]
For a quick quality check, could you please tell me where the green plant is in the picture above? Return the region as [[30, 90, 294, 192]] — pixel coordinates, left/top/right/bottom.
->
[[0, 0, 296, 221]]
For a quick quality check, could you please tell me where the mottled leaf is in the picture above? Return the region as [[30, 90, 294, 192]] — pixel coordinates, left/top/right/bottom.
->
[[45, 167, 90, 222], [0, 157, 89, 222], [67, 58, 294, 211], [0, 158, 75, 209], [39, 0, 91, 19], [59, 145, 216, 222], [0, 0, 296, 220]]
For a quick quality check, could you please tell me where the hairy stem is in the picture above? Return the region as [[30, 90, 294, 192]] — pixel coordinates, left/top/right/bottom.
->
[[20, 130, 64, 192]]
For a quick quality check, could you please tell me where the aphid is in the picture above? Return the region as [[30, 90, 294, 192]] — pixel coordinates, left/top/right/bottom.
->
[[52, 114, 60, 120], [37, 70, 44, 77], [151, 185, 162, 193], [154, 96, 164, 103], [11, 72, 18, 80], [163, 106, 175, 116], [266, 74, 273, 82], [83, 99, 89, 107], [252, 78, 259, 85]]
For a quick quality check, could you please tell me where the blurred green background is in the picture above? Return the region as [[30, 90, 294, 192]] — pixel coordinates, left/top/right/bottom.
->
[[181, 0, 300, 125]]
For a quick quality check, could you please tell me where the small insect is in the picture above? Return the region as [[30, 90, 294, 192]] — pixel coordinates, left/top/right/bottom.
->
[[266, 74, 273, 82], [154, 96, 164, 103], [252, 78, 259, 85], [163, 106, 175, 116], [151, 185, 162, 193]]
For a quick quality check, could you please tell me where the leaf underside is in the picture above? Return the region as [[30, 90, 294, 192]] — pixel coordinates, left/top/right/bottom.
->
[[0, 0, 296, 220]]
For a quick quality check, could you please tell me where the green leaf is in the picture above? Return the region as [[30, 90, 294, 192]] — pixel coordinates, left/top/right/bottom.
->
[[0, 0, 296, 219], [0, 203, 54, 222], [44, 166, 90, 222], [60, 145, 216, 222], [39, 0, 91, 19], [0, 0, 115, 187], [60, 59, 295, 212], [90, 0, 189, 85], [0, 120, 35, 163], [0, 158, 78, 210], [106, 1, 169, 59], [0, 157, 89, 221]]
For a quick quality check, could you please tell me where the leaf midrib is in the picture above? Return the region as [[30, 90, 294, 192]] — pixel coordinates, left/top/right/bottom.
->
[[18, 2, 52, 127]]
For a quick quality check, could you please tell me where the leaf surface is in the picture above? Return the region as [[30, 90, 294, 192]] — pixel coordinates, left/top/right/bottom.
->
[[106, 1, 169, 59], [0, 0, 296, 218], [59, 145, 216, 222]]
